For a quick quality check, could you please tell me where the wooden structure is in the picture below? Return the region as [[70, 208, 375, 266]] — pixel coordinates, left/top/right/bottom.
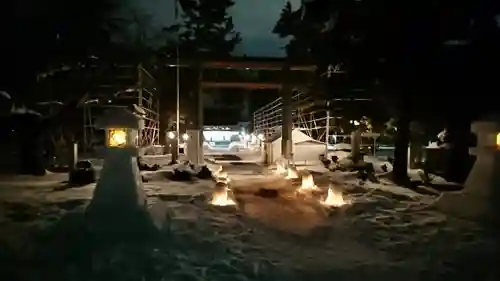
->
[[83, 64, 160, 152], [165, 57, 316, 90], [166, 57, 316, 161]]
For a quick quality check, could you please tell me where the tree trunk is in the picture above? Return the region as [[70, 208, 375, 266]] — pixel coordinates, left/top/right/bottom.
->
[[392, 103, 411, 186], [445, 115, 471, 183], [409, 121, 424, 169]]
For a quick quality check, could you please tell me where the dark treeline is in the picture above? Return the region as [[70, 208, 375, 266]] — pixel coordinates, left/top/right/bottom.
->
[[275, 0, 500, 184], [2, 0, 499, 181]]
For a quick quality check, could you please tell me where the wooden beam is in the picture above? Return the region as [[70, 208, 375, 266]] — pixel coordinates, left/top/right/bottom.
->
[[202, 61, 316, 71], [201, 82, 282, 89], [165, 59, 316, 71], [203, 61, 282, 70]]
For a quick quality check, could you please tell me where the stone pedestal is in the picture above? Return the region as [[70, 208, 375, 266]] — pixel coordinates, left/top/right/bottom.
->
[[351, 130, 362, 163], [86, 107, 157, 236], [89, 148, 146, 212], [186, 129, 203, 165], [437, 120, 500, 223], [261, 142, 268, 165], [263, 142, 273, 165], [69, 142, 78, 169], [166, 132, 178, 163]]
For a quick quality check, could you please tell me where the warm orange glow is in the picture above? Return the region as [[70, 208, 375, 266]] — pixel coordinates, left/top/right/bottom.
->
[[321, 186, 348, 207], [275, 162, 287, 175], [496, 133, 500, 147], [214, 166, 230, 183], [108, 129, 127, 147], [214, 166, 223, 177], [210, 187, 236, 206], [299, 173, 319, 191], [285, 167, 299, 179]]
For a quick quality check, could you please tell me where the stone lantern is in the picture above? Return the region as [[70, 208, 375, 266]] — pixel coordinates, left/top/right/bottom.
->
[[186, 129, 203, 165], [166, 130, 178, 164], [85, 107, 153, 234], [438, 117, 500, 223]]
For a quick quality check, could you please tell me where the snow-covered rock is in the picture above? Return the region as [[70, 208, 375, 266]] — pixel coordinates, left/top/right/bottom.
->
[[11, 106, 42, 116], [426, 141, 440, 148], [171, 162, 213, 181], [36, 101, 63, 106], [0, 91, 11, 99], [364, 155, 393, 174], [329, 151, 392, 174], [329, 150, 351, 161], [173, 163, 196, 175]]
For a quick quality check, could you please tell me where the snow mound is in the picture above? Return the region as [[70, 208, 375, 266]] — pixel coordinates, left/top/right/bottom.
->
[[0, 162, 497, 280], [331, 143, 352, 151], [172, 163, 196, 174], [330, 152, 393, 174], [364, 155, 393, 173], [330, 150, 351, 161], [11, 106, 42, 116], [365, 181, 423, 200]]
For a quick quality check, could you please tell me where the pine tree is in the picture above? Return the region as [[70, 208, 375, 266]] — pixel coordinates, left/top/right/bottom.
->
[[273, 1, 317, 61], [5, 0, 123, 100], [169, 0, 241, 58]]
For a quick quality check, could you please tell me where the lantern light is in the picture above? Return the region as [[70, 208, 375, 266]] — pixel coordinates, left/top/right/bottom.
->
[[108, 128, 127, 147], [182, 133, 189, 141], [167, 131, 176, 139]]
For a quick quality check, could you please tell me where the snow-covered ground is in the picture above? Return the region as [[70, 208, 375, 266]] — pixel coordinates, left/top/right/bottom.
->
[[0, 155, 497, 281]]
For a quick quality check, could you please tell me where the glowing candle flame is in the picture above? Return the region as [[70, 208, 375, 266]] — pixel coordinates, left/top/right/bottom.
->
[[210, 187, 236, 206], [321, 186, 348, 207], [299, 174, 319, 191]]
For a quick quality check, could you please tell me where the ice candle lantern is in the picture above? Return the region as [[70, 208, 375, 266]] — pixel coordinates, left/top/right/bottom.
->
[[86, 106, 148, 230], [438, 118, 500, 223]]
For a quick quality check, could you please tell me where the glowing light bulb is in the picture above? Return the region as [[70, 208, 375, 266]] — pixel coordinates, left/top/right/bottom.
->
[[109, 129, 127, 147]]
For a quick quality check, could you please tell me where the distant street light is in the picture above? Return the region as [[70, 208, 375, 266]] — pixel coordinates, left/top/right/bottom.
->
[[182, 133, 189, 141], [321, 63, 345, 78], [167, 131, 176, 139]]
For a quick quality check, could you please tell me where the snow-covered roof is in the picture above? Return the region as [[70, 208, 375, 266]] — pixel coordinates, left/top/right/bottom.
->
[[132, 104, 146, 116], [270, 128, 324, 145], [95, 107, 142, 129], [294, 140, 325, 146]]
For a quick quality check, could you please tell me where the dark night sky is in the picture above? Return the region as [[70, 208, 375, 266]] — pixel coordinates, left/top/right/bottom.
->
[[129, 0, 301, 57]]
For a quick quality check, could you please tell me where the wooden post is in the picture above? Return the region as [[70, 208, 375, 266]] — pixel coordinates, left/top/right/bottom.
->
[[137, 64, 143, 148], [281, 65, 292, 161], [187, 63, 204, 164], [325, 101, 330, 156]]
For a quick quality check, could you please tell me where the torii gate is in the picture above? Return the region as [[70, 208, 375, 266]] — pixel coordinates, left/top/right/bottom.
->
[[165, 57, 316, 164]]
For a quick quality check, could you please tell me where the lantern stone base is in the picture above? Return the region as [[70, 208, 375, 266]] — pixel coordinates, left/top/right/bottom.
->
[[437, 152, 500, 224], [85, 149, 156, 236], [186, 129, 203, 165]]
